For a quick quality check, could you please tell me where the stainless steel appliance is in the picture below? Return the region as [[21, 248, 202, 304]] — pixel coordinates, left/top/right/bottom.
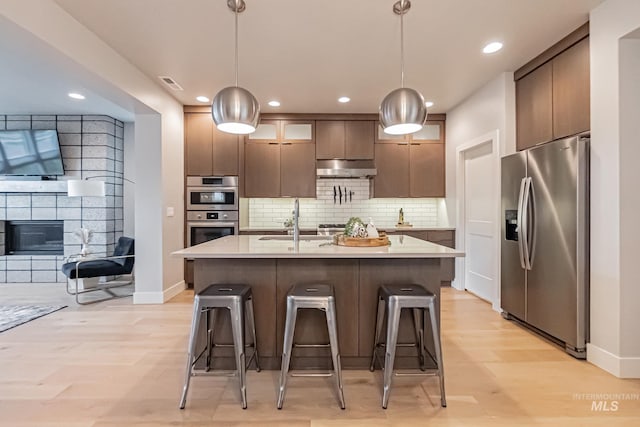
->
[[186, 211, 238, 247], [501, 135, 589, 358], [186, 176, 238, 211]]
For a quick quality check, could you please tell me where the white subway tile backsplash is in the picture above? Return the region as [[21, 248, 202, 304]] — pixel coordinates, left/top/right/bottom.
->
[[247, 179, 442, 228]]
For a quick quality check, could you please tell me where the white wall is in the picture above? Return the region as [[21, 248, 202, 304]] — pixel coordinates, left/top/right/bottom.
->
[[123, 122, 135, 237], [589, 0, 640, 377], [445, 72, 516, 226], [0, 0, 185, 303]]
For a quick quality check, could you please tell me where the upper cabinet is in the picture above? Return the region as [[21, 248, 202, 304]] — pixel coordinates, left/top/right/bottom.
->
[[245, 120, 315, 198], [315, 120, 374, 160], [516, 25, 589, 151], [185, 112, 239, 176], [373, 118, 446, 198]]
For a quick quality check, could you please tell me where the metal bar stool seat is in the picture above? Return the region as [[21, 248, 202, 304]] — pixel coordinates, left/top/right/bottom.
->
[[277, 283, 345, 409], [179, 284, 260, 410], [370, 284, 446, 409]]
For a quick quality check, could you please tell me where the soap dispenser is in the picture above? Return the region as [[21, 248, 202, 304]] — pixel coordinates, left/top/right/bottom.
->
[[398, 208, 404, 225]]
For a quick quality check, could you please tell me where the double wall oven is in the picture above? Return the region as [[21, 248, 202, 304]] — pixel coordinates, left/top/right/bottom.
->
[[186, 176, 239, 247]]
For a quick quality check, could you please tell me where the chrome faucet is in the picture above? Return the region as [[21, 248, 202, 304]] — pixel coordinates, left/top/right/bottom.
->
[[293, 198, 300, 245]]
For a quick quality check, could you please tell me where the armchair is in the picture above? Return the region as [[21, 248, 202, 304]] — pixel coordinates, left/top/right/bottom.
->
[[62, 236, 135, 305]]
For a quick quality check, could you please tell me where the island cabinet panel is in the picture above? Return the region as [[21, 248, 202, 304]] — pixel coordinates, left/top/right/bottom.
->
[[401, 230, 456, 283], [194, 259, 277, 360], [276, 259, 360, 362], [185, 113, 239, 176], [374, 143, 410, 197], [358, 259, 441, 362]]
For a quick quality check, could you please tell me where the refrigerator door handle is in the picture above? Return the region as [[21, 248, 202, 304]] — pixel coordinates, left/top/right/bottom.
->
[[516, 177, 527, 269], [521, 177, 533, 270], [526, 177, 536, 269]]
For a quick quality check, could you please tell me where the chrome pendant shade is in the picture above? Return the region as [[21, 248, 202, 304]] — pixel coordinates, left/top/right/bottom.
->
[[379, 0, 427, 135], [379, 87, 426, 135], [212, 86, 260, 134], [211, 0, 260, 134]]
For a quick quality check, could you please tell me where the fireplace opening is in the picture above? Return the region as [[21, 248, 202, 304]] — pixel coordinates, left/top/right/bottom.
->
[[5, 220, 64, 255]]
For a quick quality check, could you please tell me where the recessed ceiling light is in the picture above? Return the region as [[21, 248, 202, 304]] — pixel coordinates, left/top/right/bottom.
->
[[483, 42, 503, 54], [338, 96, 351, 103], [68, 92, 85, 100], [268, 100, 281, 107], [196, 96, 210, 103], [425, 101, 434, 108]]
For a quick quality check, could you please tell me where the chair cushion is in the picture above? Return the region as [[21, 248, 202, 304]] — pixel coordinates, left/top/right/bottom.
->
[[112, 237, 135, 267], [62, 260, 131, 279]]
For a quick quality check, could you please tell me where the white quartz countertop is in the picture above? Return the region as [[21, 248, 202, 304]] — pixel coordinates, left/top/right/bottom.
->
[[173, 235, 464, 259], [239, 226, 455, 232]]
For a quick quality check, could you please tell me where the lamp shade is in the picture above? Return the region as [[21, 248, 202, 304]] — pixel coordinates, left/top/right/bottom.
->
[[379, 87, 427, 135], [67, 180, 106, 197], [211, 86, 260, 135]]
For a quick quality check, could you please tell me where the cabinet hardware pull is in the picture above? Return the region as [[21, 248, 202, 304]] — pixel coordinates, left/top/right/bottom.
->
[[281, 142, 292, 145], [269, 142, 279, 145]]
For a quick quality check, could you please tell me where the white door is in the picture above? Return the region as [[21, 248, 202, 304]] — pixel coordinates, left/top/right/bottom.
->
[[463, 141, 496, 302]]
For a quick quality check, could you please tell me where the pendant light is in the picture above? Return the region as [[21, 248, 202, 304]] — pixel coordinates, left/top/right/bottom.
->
[[379, 0, 427, 135], [211, 0, 260, 134]]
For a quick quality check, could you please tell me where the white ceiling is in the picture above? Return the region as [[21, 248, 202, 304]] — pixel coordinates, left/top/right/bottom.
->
[[53, 0, 602, 115]]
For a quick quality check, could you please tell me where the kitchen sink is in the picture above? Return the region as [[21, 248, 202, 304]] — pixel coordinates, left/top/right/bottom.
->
[[258, 235, 333, 241]]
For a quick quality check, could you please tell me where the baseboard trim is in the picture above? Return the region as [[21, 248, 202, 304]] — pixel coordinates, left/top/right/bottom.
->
[[587, 343, 640, 378], [133, 280, 186, 305]]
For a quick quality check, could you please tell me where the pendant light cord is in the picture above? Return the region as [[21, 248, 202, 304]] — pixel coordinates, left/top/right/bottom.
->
[[400, 0, 405, 88], [234, 0, 239, 87]]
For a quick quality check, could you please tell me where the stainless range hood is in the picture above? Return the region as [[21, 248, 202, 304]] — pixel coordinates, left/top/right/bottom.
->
[[316, 159, 377, 178]]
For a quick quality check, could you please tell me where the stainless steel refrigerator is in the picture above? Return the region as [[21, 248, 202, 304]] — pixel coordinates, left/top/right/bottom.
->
[[501, 135, 589, 358]]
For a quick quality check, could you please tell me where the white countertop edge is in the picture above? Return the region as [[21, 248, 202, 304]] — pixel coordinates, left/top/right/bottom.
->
[[173, 235, 464, 259], [240, 226, 455, 232]]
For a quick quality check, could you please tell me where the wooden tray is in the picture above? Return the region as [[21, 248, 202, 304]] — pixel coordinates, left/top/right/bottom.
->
[[334, 232, 390, 247]]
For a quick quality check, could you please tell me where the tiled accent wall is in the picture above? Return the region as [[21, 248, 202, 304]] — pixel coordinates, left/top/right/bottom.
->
[[0, 115, 124, 283], [248, 178, 440, 229]]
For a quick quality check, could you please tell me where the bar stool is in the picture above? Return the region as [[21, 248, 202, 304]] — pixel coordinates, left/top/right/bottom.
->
[[370, 284, 446, 409], [277, 283, 345, 409], [179, 284, 260, 410]]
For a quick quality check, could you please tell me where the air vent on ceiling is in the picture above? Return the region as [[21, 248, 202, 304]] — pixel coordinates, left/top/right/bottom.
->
[[158, 75, 184, 91]]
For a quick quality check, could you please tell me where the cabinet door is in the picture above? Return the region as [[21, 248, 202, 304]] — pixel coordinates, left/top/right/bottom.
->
[[553, 37, 590, 139], [316, 120, 345, 159], [212, 127, 239, 176], [282, 121, 314, 143], [247, 121, 279, 142], [185, 113, 213, 176], [376, 124, 409, 143], [345, 121, 374, 159], [412, 121, 444, 143], [281, 142, 316, 197], [374, 143, 409, 197], [516, 62, 553, 150], [409, 142, 445, 197], [403, 230, 429, 240], [244, 142, 281, 197]]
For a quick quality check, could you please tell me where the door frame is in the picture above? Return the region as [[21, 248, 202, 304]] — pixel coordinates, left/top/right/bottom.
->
[[454, 129, 501, 311]]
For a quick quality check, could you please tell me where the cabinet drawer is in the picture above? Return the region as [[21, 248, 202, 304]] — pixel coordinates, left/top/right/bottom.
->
[[426, 230, 455, 246]]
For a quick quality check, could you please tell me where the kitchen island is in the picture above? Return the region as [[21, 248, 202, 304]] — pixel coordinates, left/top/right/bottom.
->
[[173, 235, 464, 369]]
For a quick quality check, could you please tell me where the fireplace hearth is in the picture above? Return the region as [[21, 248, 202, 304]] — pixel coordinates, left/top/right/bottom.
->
[[4, 220, 64, 255]]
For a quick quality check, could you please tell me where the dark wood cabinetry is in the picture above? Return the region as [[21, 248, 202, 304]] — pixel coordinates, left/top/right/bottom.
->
[[516, 25, 589, 151], [390, 229, 455, 284], [315, 120, 375, 160], [374, 118, 445, 198], [184, 112, 239, 176], [244, 120, 315, 198]]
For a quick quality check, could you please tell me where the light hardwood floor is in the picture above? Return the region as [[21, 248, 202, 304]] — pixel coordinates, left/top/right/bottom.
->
[[0, 283, 638, 426]]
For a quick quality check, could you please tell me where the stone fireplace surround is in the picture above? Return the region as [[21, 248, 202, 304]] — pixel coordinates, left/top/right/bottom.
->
[[0, 115, 124, 283]]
